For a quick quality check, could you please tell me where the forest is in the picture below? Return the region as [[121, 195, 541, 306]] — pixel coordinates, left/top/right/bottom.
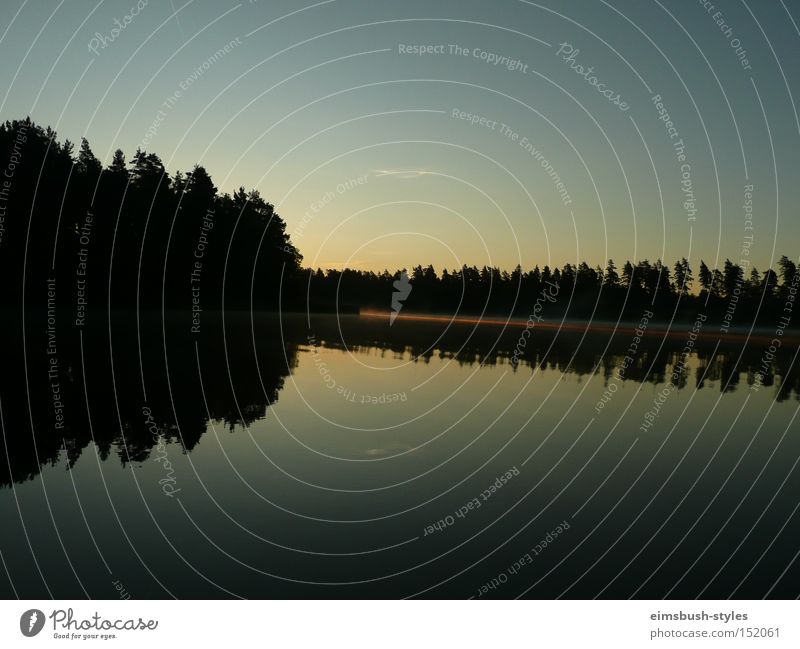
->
[[0, 117, 302, 313], [1, 116, 797, 329], [308, 253, 798, 327]]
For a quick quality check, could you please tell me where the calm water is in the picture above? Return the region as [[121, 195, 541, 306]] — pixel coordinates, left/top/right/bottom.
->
[[1, 312, 798, 598]]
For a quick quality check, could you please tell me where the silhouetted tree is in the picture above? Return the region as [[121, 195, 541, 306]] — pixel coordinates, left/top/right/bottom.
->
[[698, 260, 713, 297], [673, 257, 692, 295]]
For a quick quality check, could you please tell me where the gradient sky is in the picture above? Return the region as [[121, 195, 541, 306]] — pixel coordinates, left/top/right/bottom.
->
[[1, 0, 798, 273]]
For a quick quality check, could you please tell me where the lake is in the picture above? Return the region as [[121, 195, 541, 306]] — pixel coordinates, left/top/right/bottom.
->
[[1, 312, 798, 598]]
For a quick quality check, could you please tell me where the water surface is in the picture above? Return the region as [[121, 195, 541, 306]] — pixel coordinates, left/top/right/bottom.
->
[[1, 312, 798, 598]]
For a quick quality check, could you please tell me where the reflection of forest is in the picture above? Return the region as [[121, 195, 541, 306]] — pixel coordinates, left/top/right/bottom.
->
[[327, 314, 798, 400], [0, 313, 297, 487], [0, 312, 796, 487]]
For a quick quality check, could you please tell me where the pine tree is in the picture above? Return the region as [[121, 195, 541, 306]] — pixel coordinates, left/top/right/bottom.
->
[[77, 137, 101, 176], [109, 149, 126, 173], [698, 260, 712, 295], [621, 261, 634, 288], [673, 257, 692, 295]]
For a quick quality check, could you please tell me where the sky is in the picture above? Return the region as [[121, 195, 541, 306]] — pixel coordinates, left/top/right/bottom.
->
[[0, 0, 798, 273]]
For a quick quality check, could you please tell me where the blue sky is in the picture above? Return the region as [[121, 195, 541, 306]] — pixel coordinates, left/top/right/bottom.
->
[[1, 0, 798, 272]]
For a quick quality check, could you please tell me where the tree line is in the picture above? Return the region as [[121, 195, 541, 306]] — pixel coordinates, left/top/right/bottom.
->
[[1, 116, 796, 328], [307, 256, 798, 326]]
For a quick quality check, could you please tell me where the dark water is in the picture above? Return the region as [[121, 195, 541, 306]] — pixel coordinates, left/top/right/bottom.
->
[[1, 312, 798, 599]]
